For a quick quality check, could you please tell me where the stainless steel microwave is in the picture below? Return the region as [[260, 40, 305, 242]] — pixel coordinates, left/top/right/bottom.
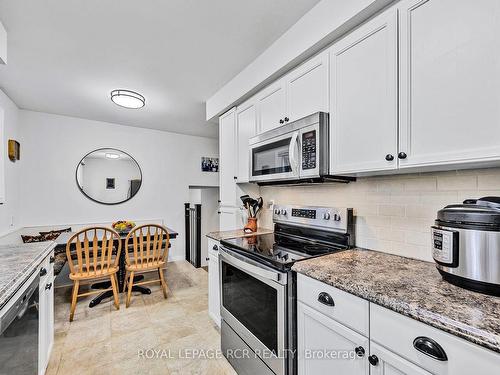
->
[[249, 112, 329, 183]]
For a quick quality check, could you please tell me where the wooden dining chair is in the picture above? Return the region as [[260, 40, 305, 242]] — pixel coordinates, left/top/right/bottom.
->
[[66, 227, 121, 321], [124, 224, 170, 307]]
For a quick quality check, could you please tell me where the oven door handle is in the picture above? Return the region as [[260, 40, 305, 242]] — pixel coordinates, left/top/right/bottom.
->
[[219, 247, 285, 284], [288, 131, 300, 175]]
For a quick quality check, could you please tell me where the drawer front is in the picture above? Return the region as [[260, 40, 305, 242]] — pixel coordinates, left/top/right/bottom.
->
[[207, 239, 219, 260], [38, 250, 54, 278], [370, 304, 500, 375], [297, 274, 369, 336]]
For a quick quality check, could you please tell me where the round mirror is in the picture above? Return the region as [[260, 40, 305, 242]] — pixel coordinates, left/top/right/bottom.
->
[[76, 148, 142, 205]]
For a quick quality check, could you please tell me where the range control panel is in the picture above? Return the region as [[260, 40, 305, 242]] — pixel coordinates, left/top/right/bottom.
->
[[431, 226, 459, 267], [301, 130, 317, 170], [273, 205, 352, 233]]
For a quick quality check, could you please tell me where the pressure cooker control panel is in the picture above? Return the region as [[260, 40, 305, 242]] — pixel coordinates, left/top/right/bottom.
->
[[431, 226, 459, 267]]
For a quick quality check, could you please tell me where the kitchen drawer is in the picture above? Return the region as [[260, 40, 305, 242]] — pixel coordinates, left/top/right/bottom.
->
[[296, 273, 369, 336], [370, 304, 500, 375], [39, 250, 54, 278]]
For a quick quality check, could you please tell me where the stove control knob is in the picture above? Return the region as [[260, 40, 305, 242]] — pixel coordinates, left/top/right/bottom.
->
[[281, 209, 287, 215], [323, 212, 331, 220], [274, 209, 280, 215], [333, 214, 341, 221]]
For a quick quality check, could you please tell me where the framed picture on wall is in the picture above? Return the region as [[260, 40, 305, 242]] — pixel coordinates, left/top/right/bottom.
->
[[106, 178, 115, 189], [201, 157, 219, 172]]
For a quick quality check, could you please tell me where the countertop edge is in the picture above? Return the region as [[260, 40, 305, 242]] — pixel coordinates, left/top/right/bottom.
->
[[292, 251, 500, 354], [206, 228, 274, 241], [0, 241, 56, 310]]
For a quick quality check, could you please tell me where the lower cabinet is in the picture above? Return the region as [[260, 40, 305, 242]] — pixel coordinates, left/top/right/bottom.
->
[[297, 275, 500, 375], [297, 301, 369, 375], [207, 239, 221, 327], [39, 251, 54, 375], [369, 342, 432, 375]]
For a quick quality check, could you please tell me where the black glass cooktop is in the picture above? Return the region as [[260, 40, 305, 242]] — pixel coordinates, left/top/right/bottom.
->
[[221, 230, 346, 271]]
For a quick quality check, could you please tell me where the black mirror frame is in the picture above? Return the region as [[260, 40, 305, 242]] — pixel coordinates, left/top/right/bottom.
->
[[75, 147, 143, 205]]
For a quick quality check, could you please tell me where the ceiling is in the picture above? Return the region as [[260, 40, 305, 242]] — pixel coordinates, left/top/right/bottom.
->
[[0, 0, 321, 138]]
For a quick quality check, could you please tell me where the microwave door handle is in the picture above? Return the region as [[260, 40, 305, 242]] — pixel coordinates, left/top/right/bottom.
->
[[288, 131, 300, 174]]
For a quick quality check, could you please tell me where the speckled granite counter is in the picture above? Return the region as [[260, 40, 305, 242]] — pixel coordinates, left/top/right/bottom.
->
[[292, 248, 500, 353], [0, 242, 56, 309], [206, 228, 273, 241]]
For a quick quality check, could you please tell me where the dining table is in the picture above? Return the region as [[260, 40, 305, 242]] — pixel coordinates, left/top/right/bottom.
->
[[54, 226, 178, 307]]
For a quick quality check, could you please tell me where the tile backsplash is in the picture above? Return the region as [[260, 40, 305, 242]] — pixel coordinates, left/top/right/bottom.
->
[[259, 167, 500, 262]]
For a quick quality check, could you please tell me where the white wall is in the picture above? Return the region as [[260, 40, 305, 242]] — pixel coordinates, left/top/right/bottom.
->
[[0, 89, 20, 236], [19, 110, 219, 260], [259, 168, 500, 262]]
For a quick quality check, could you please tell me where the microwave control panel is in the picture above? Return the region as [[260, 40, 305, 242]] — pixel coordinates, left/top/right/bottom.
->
[[302, 130, 316, 170]]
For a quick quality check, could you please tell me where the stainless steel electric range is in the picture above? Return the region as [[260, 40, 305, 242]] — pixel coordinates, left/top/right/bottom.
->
[[219, 205, 354, 375]]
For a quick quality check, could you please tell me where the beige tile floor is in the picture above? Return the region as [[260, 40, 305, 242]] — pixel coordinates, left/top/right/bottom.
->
[[47, 261, 236, 375]]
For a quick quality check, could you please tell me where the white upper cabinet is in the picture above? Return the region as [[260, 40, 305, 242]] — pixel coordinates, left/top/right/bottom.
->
[[329, 7, 398, 175], [235, 98, 257, 182], [398, 0, 500, 168], [219, 108, 237, 206], [286, 50, 329, 123], [257, 79, 287, 133]]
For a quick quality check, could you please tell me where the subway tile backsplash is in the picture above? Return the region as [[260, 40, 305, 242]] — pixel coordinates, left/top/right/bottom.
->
[[259, 167, 500, 262]]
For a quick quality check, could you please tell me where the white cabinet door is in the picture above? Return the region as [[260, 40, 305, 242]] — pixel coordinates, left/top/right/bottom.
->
[[235, 98, 257, 182], [297, 301, 369, 375], [398, 0, 500, 168], [219, 108, 237, 206], [257, 78, 287, 133], [370, 342, 432, 375], [329, 7, 398, 175], [38, 263, 54, 375], [219, 206, 239, 231], [207, 239, 220, 327], [286, 50, 329, 123]]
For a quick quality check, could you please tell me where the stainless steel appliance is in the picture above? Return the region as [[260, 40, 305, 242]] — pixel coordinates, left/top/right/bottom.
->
[[220, 205, 354, 375], [249, 112, 345, 185], [0, 271, 40, 374], [431, 196, 500, 296]]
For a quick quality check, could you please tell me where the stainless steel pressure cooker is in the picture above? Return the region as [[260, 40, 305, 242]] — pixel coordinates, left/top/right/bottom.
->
[[432, 196, 500, 296]]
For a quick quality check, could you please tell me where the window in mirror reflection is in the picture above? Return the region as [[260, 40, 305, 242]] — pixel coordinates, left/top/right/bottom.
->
[[76, 148, 142, 205]]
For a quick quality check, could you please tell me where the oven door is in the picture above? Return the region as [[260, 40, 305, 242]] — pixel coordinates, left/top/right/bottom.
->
[[249, 130, 300, 182], [219, 246, 287, 375]]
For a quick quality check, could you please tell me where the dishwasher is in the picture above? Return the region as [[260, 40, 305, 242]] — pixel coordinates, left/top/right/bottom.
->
[[0, 271, 40, 375]]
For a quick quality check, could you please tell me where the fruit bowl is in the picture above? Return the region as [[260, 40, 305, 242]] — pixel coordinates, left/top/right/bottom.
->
[[112, 220, 136, 234]]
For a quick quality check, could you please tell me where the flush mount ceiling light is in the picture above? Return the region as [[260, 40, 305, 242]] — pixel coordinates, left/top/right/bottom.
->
[[105, 152, 120, 159], [110, 89, 145, 109]]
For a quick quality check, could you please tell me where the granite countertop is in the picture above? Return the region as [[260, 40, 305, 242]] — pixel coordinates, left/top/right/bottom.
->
[[0, 242, 56, 310], [292, 248, 500, 353], [206, 228, 274, 241]]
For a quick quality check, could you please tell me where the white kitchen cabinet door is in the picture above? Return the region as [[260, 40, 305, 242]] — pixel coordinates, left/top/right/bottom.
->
[[257, 78, 287, 133], [219, 108, 237, 206], [369, 342, 432, 375], [286, 50, 329, 123], [219, 206, 240, 231], [38, 257, 54, 375], [235, 98, 257, 182], [398, 0, 500, 168], [329, 7, 398, 175], [207, 239, 221, 327], [297, 301, 369, 375]]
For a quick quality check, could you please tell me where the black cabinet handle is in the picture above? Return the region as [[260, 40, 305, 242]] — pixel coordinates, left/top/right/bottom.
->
[[234, 176, 238, 180], [217, 211, 221, 214], [317, 292, 335, 307], [213, 245, 218, 251], [279, 119, 284, 124], [355, 346, 365, 357], [413, 337, 448, 361], [368, 355, 379, 366], [284, 117, 289, 122], [385, 154, 394, 161], [49, 256, 55, 264], [206, 257, 210, 261], [398, 152, 407, 159], [45, 283, 52, 290], [40, 267, 47, 276]]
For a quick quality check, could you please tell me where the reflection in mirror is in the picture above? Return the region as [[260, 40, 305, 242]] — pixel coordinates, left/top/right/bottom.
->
[[76, 148, 142, 205]]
